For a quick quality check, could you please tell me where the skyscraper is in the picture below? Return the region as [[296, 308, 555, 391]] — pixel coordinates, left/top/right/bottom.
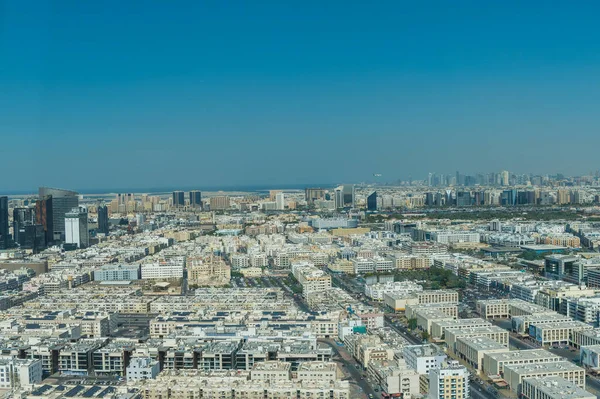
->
[[341, 185, 355, 207], [12, 207, 34, 244], [172, 191, 185, 207], [35, 195, 54, 245], [305, 188, 326, 204], [0, 197, 9, 249], [189, 190, 202, 208], [275, 192, 285, 210], [367, 192, 377, 211], [38, 187, 79, 242], [65, 207, 89, 249], [97, 204, 109, 235]]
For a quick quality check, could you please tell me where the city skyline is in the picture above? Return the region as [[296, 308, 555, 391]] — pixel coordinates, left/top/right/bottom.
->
[[3, 2, 600, 190]]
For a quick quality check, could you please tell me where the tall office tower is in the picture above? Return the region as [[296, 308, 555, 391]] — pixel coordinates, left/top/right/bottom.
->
[[189, 190, 202, 208], [0, 197, 9, 249], [275, 192, 285, 210], [429, 361, 470, 399], [334, 187, 344, 209], [97, 204, 109, 235], [340, 184, 355, 207], [65, 207, 89, 249], [501, 170, 510, 186], [172, 191, 185, 207], [425, 192, 435, 207], [428, 173, 433, 187], [435, 192, 444, 206], [557, 189, 570, 205], [456, 191, 472, 206], [473, 191, 483, 206], [367, 192, 378, 211], [269, 190, 282, 201], [305, 188, 326, 204], [35, 195, 54, 245], [445, 190, 454, 206], [12, 207, 34, 244], [209, 196, 230, 211], [38, 187, 79, 242]]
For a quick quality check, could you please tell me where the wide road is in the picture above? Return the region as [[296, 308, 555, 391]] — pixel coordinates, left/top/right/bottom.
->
[[318, 338, 377, 399], [331, 273, 499, 399]]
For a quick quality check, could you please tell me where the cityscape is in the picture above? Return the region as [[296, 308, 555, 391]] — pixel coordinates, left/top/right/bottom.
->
[[1, 174, 600, 398], [3, 2, 600, 399]]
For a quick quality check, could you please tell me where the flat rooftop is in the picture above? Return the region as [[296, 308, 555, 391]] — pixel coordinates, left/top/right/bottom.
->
[[504, 361, 582, 374], [484, 349, 561, 362], [523, 376, 594, 399], [457, 336, 507, 351]]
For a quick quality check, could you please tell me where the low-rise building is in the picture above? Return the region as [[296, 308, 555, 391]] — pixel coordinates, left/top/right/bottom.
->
[[503, 361, 586, 393], [455, 336, 509, 372], [483, 349, 564, 377], [521, 376, 595, 399]]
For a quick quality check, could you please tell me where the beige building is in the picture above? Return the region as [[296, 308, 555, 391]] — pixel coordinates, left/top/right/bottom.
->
[[445, 326, 509, 354], [292, 262, 332, 296], [431, 318, 491, 340], [528, 321, 593, 346], [209, 196, 230, 211], [187, 257, 231, 287], [455, 336, 509, 372], [521, 376, 595, 399], [429, 361, 470, 399], [251, 361, 291, 382], [503, 362, 586, 393], [483, 349, 563, 377]]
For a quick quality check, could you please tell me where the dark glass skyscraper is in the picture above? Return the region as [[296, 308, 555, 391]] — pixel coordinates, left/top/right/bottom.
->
[[172, 191, 185, 207], [13, 207, 34, 244], [367, 192, 377, 211], [39, 187, 79, 241], [0, 197, 9, 249], [36, 195, 54, 245], [98, 204, 109, 234], [189, 190, 202, 208]]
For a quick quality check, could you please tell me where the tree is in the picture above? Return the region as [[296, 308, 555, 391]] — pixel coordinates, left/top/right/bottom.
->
[[407, 318, 417, 330], [421, 331, 430, 342]]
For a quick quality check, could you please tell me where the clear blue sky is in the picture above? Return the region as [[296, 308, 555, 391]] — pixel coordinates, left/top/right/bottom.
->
[[2, 1, 600, 191]]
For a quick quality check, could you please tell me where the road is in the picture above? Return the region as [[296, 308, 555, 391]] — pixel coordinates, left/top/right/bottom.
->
[[331, 272, 498, 399], [318, 339, 377, 399]]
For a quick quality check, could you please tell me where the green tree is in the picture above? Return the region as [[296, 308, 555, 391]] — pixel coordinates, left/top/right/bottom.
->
[[407, 318, 417, 330]]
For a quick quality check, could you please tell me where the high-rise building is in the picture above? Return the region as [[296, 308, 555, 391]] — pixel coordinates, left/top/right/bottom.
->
[[12, 207, 34, 244], [275, 192, 285, 210], [209, 196, 230, 211], [38, 187, 79, 242], [342, 185, 355, 207], [367, 192, 377, 211], [35, 195, 54, 245], [305, 188, 326, 204], [14, 206, 45, 251], [65, 207, 89, 249], [501, 170, 510, 186], [172, 191, 185, 207], [456, 191, 472, 207], [429, 361, 470, 399], [0, 197, 9, 249], [189, 190, 202, 208], [97, 204, 109, 235]]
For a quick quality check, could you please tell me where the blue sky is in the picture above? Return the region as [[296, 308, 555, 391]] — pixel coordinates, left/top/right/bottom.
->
[[2, 1, 600, 191]]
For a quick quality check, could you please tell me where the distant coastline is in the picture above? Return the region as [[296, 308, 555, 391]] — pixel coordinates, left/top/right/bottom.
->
[[0, 183, 340, 197]]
